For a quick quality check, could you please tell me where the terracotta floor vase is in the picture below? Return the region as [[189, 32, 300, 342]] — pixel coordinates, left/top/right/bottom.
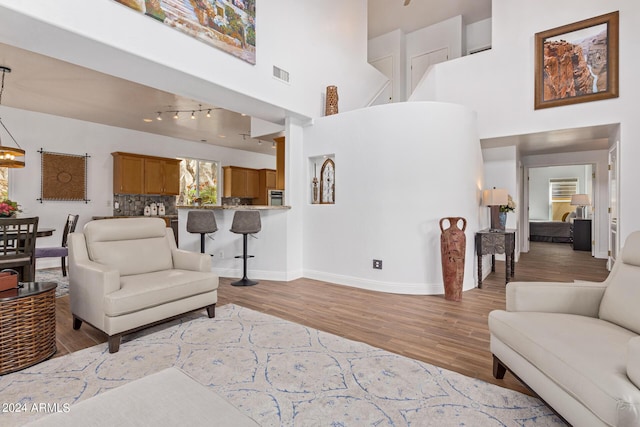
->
[[439, 217, 467, 301]]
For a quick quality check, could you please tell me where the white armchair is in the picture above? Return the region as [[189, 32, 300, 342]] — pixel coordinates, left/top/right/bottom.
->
[[68, 218, 218, 353], [489, 231, 640, 426]]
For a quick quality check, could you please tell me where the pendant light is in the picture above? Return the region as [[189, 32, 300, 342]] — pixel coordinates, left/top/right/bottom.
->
[[0, 66, 25, 168]]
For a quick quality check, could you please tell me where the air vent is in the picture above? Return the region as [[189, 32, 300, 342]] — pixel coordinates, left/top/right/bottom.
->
[[273, 65, 290, 83]]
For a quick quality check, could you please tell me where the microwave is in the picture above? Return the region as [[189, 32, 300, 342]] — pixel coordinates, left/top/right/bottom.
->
[[268, 189, 284, 206]]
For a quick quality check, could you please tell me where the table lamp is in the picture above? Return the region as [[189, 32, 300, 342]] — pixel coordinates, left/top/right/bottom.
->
[[482, 188, 508, 232], [570, 194, 590, 219]]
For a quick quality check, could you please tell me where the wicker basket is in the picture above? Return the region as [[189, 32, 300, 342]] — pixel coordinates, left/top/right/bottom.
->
[[0, 286, 56, 375]]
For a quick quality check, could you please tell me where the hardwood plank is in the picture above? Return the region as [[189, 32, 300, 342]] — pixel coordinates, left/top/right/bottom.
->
[[53, 241, 609, 396]]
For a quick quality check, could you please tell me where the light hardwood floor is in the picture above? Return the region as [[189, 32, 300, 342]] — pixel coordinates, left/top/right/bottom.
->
[[53, 241, 609, 396]]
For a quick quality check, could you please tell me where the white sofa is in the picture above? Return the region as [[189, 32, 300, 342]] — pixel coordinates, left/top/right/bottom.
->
[[489, 231, 640, 426], [68, 218, 219, 353]]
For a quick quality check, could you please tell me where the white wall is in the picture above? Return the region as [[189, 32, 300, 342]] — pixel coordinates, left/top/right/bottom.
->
[[0, 106, 275, 269], [482, 146, 520, 262], [466, 18, 492, 55], [405, 15, 462, 100], [528, 165, 591, 220], [414, 0, 640, 246], [0, 0, 386, 122], [301, 102, 484, 294]]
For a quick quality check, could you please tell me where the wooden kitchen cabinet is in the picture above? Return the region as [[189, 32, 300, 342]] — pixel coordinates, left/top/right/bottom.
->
[[112, 152, 181, 195], [223, 166, 260, 198], [254, 169, 277, 205], [112, 153, 144, 194], [144, 157, 181, 195]]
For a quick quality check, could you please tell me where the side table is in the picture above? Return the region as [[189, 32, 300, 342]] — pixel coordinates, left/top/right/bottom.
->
[[0, 282, 57, 375], [475, 229, 516, 287]]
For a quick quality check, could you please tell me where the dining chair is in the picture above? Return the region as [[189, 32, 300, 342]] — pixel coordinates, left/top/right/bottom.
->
[[35, 214, 79, 277], [0, 216, 39, 282]]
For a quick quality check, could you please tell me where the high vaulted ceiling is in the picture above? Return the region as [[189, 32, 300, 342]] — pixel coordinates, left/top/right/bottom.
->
[[368, 0, 491, 39], [0, 1, 612, 157]]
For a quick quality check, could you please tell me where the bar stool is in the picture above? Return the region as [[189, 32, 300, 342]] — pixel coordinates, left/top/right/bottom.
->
[[230, 210, 261, 286], [186, 211, 217, 254]]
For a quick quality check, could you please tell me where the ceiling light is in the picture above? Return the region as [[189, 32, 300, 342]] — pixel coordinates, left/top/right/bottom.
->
[[173, 112, 179, 119], [218, 134, 226, 138], [143, 118, 153, 123], [156, 112, 163, 121], [0, 66, 25, 168], [190, 111, 196, 120], [206, 110, 211, 118]]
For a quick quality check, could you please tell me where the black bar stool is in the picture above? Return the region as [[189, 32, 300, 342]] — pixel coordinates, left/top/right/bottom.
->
[[186, 211, 217, 254], [230, 210, 261, 286]]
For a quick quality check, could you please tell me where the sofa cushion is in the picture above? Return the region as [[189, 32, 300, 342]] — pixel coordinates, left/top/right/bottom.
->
[[84, 218, 173, 276], [104, 269, 218, 317], [489, 311, 640, 426]]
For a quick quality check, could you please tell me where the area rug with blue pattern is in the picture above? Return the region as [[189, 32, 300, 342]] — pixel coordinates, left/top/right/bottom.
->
[[0, 304, 565, 426]]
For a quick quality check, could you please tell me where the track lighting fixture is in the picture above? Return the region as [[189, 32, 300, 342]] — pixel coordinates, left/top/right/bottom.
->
[[154, 104, 219, 122]]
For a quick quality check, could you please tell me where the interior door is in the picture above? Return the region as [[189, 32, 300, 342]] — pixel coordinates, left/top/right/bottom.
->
[[410, 47, 448, 95], [608, 141, 619, 270]]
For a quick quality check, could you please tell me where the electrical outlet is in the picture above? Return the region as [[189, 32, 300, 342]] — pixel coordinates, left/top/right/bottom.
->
[[373, 259, 382, 269]]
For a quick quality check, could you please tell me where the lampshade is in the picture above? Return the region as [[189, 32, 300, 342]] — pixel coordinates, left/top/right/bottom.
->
[[570, 194, 590, 206], [482, 188, 508, 206]]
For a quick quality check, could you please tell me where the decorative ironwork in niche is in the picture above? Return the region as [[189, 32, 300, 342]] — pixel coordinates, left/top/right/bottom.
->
[[38, 149, 90, 203], [320, 158, 335, 204]]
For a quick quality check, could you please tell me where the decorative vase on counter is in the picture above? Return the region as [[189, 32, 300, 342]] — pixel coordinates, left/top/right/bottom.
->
[[439, 217, 467, 302], [150, 203, 158, 216], [144, 206, 151, 216], [158, 203, 165, 216]]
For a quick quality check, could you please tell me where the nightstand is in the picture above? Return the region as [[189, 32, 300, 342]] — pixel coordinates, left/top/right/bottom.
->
[[573, 219, 592, 251]]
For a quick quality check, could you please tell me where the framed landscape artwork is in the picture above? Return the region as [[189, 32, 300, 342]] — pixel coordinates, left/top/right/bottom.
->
[[534, 11, 619, 110], [114, 0, 256, 65]]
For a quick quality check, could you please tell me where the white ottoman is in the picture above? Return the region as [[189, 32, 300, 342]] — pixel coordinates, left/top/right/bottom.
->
[[27, 368, 259, 426]]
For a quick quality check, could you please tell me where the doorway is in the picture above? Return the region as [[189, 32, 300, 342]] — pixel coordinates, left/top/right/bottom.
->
[[524, 163, 599, 256]]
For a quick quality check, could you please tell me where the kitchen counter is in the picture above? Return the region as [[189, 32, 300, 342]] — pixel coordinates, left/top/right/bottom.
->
[[176, 205, 290, 210], [177, 205, 290, 280], [92, 215, 178, 220]]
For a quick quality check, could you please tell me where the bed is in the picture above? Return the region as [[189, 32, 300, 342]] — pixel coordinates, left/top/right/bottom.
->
[[529, 220, 573, 243]]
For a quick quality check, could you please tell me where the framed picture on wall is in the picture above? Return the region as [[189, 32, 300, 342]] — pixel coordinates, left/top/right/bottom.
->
[[534, 11, 619, 110]]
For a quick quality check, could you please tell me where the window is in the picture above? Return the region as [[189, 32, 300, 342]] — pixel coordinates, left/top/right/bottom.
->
[[179, 158, 219, 205], [550, 178, 578, 202], [549, 178, 578, 221]]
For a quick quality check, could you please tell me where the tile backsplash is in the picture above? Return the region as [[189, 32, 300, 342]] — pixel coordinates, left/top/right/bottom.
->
[[113, 194, 177, 216]]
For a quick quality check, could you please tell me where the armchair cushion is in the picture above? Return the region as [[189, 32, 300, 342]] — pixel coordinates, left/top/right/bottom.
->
[[599, 232, 640, 335], [84, 218, 173, 276], [506, 281, 606, 316], [105, 269, 218, 317], [489, 311, 639, 426]]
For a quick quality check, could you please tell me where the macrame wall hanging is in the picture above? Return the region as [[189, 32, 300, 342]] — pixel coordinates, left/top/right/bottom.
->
[[38, 149, 90, 203]]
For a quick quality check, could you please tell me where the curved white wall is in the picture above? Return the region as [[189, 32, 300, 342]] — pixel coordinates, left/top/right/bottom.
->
[[302, 102, 484, 295]]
